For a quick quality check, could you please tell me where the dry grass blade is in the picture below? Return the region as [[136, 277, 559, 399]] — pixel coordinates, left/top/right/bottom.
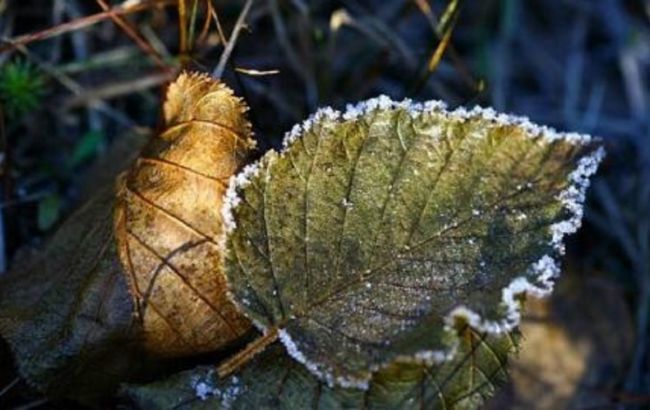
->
[[178, 0, 189, 56], [14, 45, 135, 126], [0, 377, 19, 398], [409, 0, 463, 95], [0, 0, 176, 53], [234, 67, 280, 76], [197, 0, 216, 46], [209, 2, 228, 46], [438, 0, 460, 35], [212, 0, 255, 79], [95, 0, 168, 69], [12, 398, 48, 410], [427, 23, 453, 71], [61, 71, 174, 110]]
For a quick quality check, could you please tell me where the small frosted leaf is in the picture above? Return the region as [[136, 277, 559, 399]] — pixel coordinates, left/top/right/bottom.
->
[[124, 327, 517, 410], [223, 97, 603, 387]]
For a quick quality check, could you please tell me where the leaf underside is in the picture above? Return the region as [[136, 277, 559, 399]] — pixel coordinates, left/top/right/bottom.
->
[[225, 105, 597, 384], [124, 327, 517, 410], [0, 187, 147, 400]]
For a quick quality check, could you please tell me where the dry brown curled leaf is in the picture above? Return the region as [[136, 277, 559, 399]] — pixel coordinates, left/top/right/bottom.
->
[[114, 72, 255, 356], [0, 72, 256, 399]]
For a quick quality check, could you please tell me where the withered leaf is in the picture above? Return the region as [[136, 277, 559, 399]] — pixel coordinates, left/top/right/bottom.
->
[[223, 98, 604, 388], [0, 186, 148, 401], [0, 72, 256, 400], [114, 72, 255, 356], [124, 326, 518, 409]]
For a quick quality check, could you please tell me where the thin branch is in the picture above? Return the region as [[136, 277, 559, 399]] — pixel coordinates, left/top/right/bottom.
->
[[234, 67, 279, 76], [212, 0, 254, 79], [209, 2, 228, 45], [60, 71, 174, 110], [0, 376, 19, 398], [13, 398, 49, 410], [14, 46, 135, 126], [178, 0, 189, 55], [197, 0, 215, 47], [96, 0, 168, 69], [0, 0, 176, 53]]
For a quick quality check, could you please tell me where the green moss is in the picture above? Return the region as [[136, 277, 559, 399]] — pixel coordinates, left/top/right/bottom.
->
[[0, 59, 45, 118]]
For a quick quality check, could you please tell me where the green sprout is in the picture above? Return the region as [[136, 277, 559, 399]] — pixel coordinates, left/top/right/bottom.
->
[[0, 59, 45, 119]]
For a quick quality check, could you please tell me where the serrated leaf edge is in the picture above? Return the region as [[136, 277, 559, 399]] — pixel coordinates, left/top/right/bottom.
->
[[220, 96, 605, 389]]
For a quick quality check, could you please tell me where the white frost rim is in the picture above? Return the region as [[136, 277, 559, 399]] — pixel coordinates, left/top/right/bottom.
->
[[220, 95, 605, 390]]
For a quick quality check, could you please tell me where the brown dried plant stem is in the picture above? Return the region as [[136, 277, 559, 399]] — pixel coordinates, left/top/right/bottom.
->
[[178, 0, 189, 55], [61, 71, 174, 110], [217, 327, 279, 378], [95, 0, 167, 69], [212, 0, 254, 79], [0, 0, 176, 53]]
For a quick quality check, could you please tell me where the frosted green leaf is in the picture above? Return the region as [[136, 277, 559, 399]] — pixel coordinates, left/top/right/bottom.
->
[[222, 97, 604, 388], [124, 327, 518, 409]]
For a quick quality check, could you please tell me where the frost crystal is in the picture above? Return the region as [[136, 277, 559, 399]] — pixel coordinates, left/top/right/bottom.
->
[[550, 147, 606, 253], [190, 371, 217, 401], [282, 106, 340, 148], [278, 329, 370, 390], [279, 95, 595, 155], [219, 377, 243, 409], [190, 370, 243, 408], [194, 381, 213, 400], [399, 340, 459, 368], [221, 162, 262, 237]]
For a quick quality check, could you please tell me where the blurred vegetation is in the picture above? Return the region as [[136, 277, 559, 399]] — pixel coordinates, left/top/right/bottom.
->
[[0, 0, 648, 408], [0, 59, 45, 118]]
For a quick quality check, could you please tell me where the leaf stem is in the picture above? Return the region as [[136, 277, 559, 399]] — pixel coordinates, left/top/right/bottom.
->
[[218, 327, 279, 377]]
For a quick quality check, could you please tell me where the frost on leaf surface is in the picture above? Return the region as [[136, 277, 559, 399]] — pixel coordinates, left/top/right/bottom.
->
[[124, 327, 517, 410], [223, 97, 603, 387]]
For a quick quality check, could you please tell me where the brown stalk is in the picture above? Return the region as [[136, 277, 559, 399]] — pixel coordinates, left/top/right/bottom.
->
[[0, 0, 176, 53], [196, 0, 215, 47], [178, 0, 189, 58], [61, 71, 175, 110], [95, 0, 168, 69], [409, 0, 480, 95], [212, 0, 254, 79], [217, 327, 279, 378]]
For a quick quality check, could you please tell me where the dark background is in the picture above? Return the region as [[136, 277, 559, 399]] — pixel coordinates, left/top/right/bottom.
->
[[0, 0, 648, 408]]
